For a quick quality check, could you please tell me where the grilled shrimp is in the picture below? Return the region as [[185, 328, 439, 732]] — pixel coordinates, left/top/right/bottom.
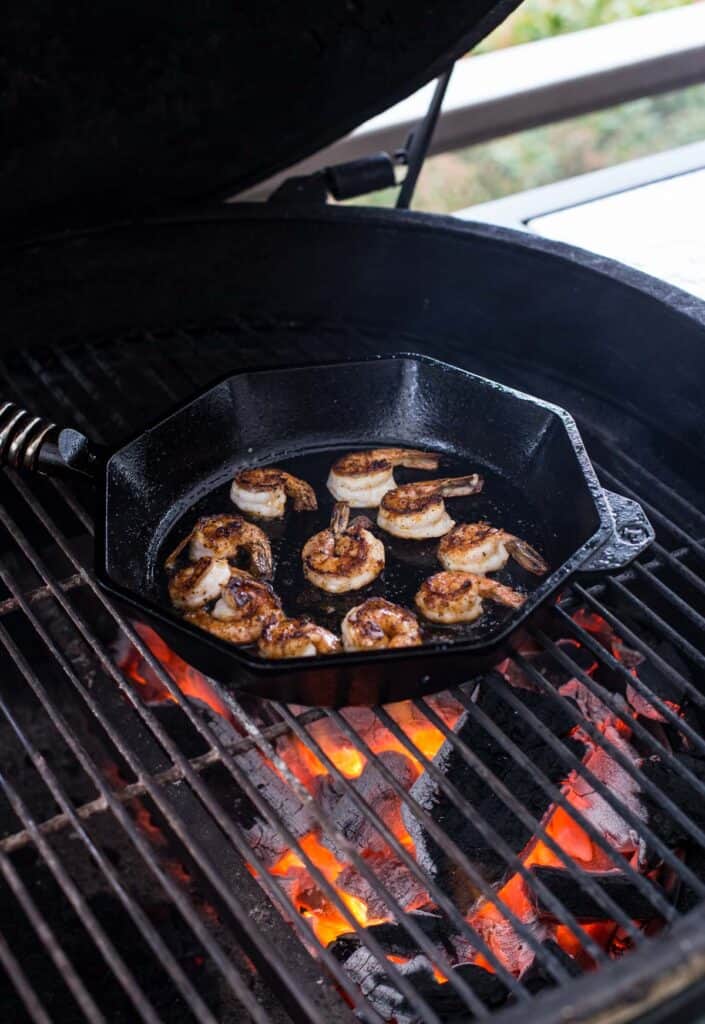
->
[[327, 448, 439, 507], [341, 597, 422, 651], [167, 557, 231, 611], [186, 570, 282, 644], [377, 475, 483, 540], [258, 617, 341, 658], [438, 522, 548, 575], [415, 570, 525, 624], [167, 514, 273, 578], [230, 467, 317, 519], [302, 502, 385, 593]]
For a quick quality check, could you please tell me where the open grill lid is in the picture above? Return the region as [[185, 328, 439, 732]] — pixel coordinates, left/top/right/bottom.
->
[[3, 0, 522, 234]]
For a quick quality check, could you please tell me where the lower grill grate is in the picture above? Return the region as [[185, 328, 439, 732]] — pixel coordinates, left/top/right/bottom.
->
[[0, 331, 704, 1023]]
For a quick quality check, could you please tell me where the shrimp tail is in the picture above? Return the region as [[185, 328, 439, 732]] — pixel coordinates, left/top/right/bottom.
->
[[438, 474, 484, 497], [505, 537, 549, 575], [165, 531, 192, 570], [477, 577, 526, 608], [330, 501, 351, 535], [282, 472, 318, 512], [398, 449, 440, 470]]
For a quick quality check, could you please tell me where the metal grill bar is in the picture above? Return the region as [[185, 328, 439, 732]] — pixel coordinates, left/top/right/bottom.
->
[[222, 691, 529, 1008], [0, 849, 107, 1023], [536, 626, 705, 811], [370, 703, 605, 965], [0, 461, 433, 1024], [0, 757, 164, 1024], [0, 592, 225, 1024], [0, 927, 53, 1024], [0, 489, 359, 1024], [271, 701, 497, 1017], [507, 654, 705, 899], [459, 675, 679, 908], [555, 605, 705, 758], [414, 697, 649, 938]]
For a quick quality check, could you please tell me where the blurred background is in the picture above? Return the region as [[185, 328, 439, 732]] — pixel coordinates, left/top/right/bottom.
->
[[347, 0, 705, 213]]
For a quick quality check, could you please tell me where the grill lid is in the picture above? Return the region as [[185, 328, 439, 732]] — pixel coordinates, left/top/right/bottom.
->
[[3, 0, 522, 234]]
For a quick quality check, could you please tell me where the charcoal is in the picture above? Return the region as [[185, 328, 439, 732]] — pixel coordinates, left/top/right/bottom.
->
[[334, 852, 429, 919], [236, 748, 316, 867], [317, 750, 416, 858], [328, 911, 451, 963], [518, 939, 582, 995], [404, 676, 585, 907], [641, 754, 705, 845], [529, 866, 657, 921], [342, 951, 508, 1024]]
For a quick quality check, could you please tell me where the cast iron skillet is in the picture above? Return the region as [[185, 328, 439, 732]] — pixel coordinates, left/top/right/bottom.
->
[[0, 354, 653, 706]]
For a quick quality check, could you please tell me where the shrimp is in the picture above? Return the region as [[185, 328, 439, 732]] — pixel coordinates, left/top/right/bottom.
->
[[327, 448, 439, 507], [185, 569, 282, 644], [438, 522, 548, 575], [302, 501, 385, 593], [415, 570, 525, 624], [167, 557, 231, 611], [258, 617, 341, 658], [166, 514, 273, 578], [230, 467, 317, 519], [341, 597, 422, 651], [377, 475, 483, 540]]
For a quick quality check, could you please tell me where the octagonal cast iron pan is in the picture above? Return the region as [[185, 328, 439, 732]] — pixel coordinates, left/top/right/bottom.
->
[[0, 354, 654, 707]]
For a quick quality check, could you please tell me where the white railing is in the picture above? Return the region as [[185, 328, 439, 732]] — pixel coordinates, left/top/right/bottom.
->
[[235, 4, 705, 202]]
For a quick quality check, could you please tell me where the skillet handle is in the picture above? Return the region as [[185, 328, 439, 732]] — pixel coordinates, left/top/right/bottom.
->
[[576, 489, 654, 575], [0, 402, 104, 481]]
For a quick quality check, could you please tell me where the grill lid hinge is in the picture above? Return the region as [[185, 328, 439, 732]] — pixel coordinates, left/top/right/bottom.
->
[[270, 63, 454, 206]]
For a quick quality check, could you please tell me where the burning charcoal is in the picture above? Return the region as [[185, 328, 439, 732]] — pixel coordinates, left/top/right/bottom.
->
[[404, 675, 585, 907], [565, 728, 645, 859], [519, 939, 582, 994], [342, 948, 508, 1024], [641, 754, 705, 845], [528, 866, 658, 921], [328, 911, 451, 963], [236, 748, 316, 868], [335, 852, 429, 920], [317, 750, 416, 858]]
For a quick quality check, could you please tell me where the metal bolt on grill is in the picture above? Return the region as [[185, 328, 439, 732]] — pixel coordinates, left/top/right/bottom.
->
[[1, 333, 705, 1023]]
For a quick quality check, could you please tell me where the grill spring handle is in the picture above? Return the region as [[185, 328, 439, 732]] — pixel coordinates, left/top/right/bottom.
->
[[0, 402, 103, 480]]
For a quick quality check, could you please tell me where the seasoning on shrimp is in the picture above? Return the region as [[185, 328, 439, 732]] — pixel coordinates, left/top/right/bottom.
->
[[186, 569, 282, 644], [167, 557, 231, 610], [327, 448, 439, 507], [231, 467, 317, 519], [438, 522, 548, 575], [415, 570, 525, 624], [166, 513, 273, 578], [302, 501, 385, 593], [258, 617, 340, 658], [341, 597, 422, 651], [377, 475, 483, 540]]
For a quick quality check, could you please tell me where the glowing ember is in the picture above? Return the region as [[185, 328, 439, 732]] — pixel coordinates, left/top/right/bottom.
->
[[120, 622, 233, 721], [117, 614, 665, 983]]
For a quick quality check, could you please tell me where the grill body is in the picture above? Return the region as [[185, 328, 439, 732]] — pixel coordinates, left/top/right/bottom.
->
[[1, 206, 705, 1023]]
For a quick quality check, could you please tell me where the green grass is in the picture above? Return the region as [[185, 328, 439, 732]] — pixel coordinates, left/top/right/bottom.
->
[[476, 0, 695, 51], [345, 0, 704, 215]]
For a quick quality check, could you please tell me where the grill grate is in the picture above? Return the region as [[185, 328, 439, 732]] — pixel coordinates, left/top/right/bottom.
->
[[0, 332, 704, 1023]]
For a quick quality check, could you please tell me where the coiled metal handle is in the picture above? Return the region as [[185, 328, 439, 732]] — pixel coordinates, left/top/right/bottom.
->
[[0, 401, 56, 472]]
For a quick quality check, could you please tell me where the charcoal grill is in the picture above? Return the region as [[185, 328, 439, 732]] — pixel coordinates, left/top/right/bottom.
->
[[4, 0, 705, 1020], [1, 210, 705, 1022]]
